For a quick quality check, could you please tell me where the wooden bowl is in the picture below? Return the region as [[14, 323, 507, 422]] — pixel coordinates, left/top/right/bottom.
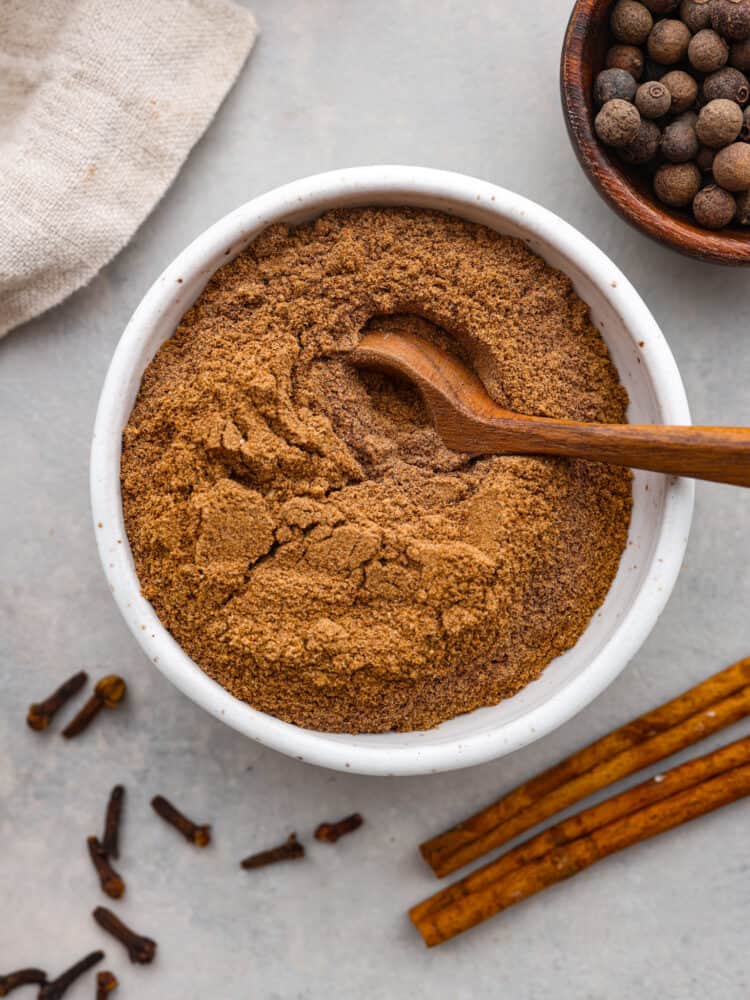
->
[[561, 0, 750, 266]]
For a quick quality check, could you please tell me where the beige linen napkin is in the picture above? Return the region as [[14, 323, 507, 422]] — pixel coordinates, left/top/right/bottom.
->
[[0, 0, 257, 338]]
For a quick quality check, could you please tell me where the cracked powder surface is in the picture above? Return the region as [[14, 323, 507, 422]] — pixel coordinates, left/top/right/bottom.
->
[[121, 208, 632, 733]]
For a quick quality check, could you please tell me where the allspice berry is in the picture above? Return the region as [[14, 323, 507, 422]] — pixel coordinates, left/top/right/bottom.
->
[[654, 162, 702, 205], [696, 98, 744, 146], [741, 104, 750, 137], [713, 140, 750, 188], [648, 19, 691, 64], [606, 44, 646, 80], [692, 184, 738, 227], [736, 188, 750, 222], [680, 0, 714, 33], [703, 66, 750, 104], [635, 80, 672, 117], [595, 68, 639, 105], [611, 0, 654, 44], [661, 118, 700, 161], [661, 69, 700, 112], [730, 38, 750, 71], [688, 30, 730, 73], [711, 0, 750, 41], [595, 99, 642, 147], [619, 119, 663, 162]]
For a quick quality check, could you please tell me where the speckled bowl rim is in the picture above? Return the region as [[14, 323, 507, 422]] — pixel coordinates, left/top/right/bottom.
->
[[91, 165, 694, 776]]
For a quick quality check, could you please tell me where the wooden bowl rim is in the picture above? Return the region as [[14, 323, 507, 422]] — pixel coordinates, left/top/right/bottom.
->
[[561, 0, 750, 266]]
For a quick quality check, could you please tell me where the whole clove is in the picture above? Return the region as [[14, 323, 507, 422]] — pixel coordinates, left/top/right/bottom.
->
[[87, 837, 125, 899], [96, 971, 118, 998], [100, 786, 124, 859], [0, 968, 47, 996], [314, 813, 364, 843], [62, 676, 126, 739], [38, 951, 104, 1000], [93, 908, 156, 965], [240, 833, 305, 870], [27, 671, 88, 731], [150, 795, 211, 847]]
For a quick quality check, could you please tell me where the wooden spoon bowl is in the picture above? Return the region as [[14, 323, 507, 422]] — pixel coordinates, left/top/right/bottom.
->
[[561, 0, 750, 266], [351, 330, 750, 487]]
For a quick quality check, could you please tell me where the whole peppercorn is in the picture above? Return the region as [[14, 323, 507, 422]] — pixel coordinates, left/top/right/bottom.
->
[[619, 119, 663, 162], [611, 0, 654, 44], [736, 188, 750, 222], [635, 80, 672, 117], [696, 98, 744, 146], [648, 19, 691, 64], [696, 145, 717, 170], [713, 140, 750, 187], [661, 69, 700, 112], [680, 0, 715, 32], [595, 68, 639, 105], [661, 118, 701, 160], [642, 0, 678, 11], [711, 0, 750, 41], [730, 38, 750, 70], [654, 162, 702, 205], [741, 104, 750, 137], [606, 44, 646, 80], [703, 66, 750, 104], [693, 184, 738, 226], [688, 30, 730, 73], [595, 98, 642, 146]]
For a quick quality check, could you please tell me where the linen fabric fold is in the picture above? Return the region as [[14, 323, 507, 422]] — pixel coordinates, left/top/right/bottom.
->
[[0, 0, 257, 338]]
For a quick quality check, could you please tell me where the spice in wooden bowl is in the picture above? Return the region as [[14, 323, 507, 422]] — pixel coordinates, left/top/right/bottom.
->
[[562, 0, 750, 262], [590, 0, 750, 231]]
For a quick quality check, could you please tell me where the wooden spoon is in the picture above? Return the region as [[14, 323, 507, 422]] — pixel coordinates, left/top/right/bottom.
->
[[350, 330, 750, 488]]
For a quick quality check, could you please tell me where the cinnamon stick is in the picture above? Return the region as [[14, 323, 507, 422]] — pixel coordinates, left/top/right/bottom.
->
[[420, 656, 750, 877], [412, 734, 750, 928], [411, 753, 750, 946]]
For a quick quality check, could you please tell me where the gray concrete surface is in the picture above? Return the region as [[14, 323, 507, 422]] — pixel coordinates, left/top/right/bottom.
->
[[2, 1, 749, 996]]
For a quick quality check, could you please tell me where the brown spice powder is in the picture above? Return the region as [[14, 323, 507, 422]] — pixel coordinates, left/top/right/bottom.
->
[[121, 208, 632, 733]]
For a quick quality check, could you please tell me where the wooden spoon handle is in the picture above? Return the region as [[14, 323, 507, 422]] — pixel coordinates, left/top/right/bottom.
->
[[350, 331, 750, 488], [460, 417, 750, 488]]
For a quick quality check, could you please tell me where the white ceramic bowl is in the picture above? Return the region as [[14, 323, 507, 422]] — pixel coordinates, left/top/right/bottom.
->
[[91, 166, 694, 776]]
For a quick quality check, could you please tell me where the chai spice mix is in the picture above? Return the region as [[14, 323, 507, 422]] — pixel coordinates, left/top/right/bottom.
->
[[121, 208, 632, 733]]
